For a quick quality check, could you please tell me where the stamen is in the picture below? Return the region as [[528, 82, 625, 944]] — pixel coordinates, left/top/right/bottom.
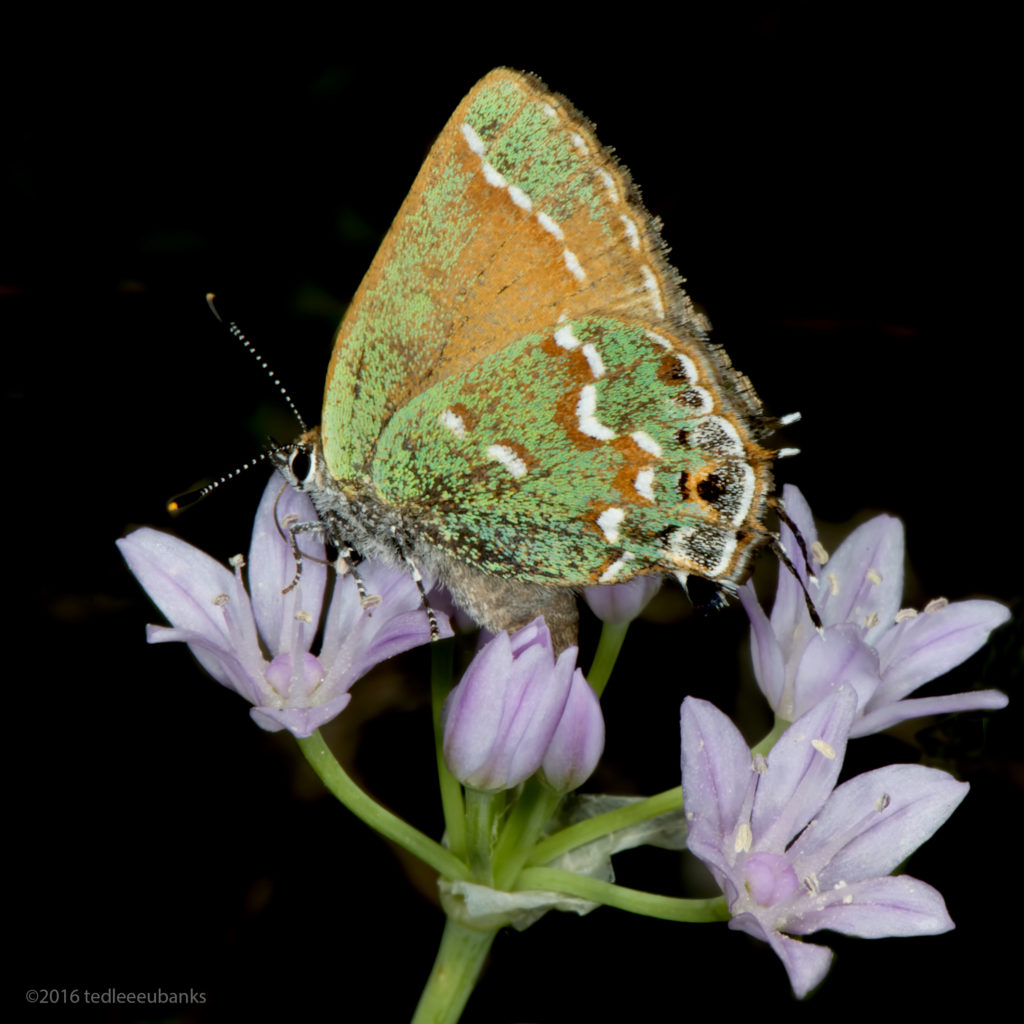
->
[[811, 738, 836, 759]]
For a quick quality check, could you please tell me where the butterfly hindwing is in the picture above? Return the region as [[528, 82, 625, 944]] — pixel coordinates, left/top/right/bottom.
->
[[376, 316, 773, 587]]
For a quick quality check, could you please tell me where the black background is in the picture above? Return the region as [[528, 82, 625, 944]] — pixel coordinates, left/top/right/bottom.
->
[[7, 10, 1021, 1021]]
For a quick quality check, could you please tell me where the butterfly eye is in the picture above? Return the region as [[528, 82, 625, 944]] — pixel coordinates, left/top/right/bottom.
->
[[289, 449, 313, 485]]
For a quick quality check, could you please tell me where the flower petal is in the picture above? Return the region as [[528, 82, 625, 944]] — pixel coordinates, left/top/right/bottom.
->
[[495, 646, 574, 788], [788, 763, 969, 881], [785, 874, 954, 938], [145, 623, 264, 701], [250, 692, 353, 737], [851, 689, 1010, 737], [790, 624, 880, 721], [541, 669, 605, 792], [751, 690, 856, 851], [772, 485, 822, 642], [814, 515, 903, 642], [119, 529, 266, 686], [248, 475, 326, 652], [739, 582, 787, 712], [443, 632, 516, 781], [583, 575, 661, 624], [320, 561, 451, 686], [729, 913, 834, 999], [874, 598, 1011, 700], [118, 529, 234, 643], [680, 697, 756, 872]]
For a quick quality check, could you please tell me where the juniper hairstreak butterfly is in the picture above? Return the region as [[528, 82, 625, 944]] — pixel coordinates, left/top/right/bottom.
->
[[276, 68, 791, 650]]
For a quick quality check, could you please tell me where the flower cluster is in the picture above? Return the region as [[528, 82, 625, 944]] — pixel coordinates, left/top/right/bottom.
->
[[120, 471, 1010, 1006]]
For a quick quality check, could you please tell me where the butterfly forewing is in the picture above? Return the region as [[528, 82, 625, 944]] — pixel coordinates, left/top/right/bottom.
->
[[322, 69, 704, 479]]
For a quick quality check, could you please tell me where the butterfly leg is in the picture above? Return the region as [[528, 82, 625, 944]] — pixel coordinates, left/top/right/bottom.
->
[[277, 515, 330, 593], [276, 497, 378, 611], [330, 543, 381, 613], [766, 497, 823, 632], [399, 551, 441, 640]]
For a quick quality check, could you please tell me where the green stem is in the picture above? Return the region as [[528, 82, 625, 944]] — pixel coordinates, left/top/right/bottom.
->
[[431, 639, 466, 859], [527, 786, 682, 866], [464, 789, 495, 885], [515, 866, 729, 923], [411, 918, 498, 1024], [295, 731, 469, 882], [492, 777, 562, 890], [586, 620, 630, 697], [752, 716, 790, 757]]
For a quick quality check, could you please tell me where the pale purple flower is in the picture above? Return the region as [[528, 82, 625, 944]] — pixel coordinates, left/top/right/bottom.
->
[[740, 485, 1009, 736], [442, 618, 604, 792], [681, 692, 968, 998], [541, 668, 605, 792], [117, 474, 451, 738], [583, 575, 662, 625]]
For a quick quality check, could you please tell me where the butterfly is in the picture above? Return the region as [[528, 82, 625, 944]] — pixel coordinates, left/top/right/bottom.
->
[[276, 68, 785, 651]]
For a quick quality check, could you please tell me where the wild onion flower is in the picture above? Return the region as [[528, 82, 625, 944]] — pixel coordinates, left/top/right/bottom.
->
[[583, 575, 662, 625], [117, 474, 451, 738], [442, 618, 604, 792], [740, 485, 1009, 735], [681, 692, 968, 998]]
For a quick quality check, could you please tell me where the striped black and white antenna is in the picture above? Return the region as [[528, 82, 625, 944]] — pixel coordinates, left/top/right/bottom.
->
[[166, 294, 307, 513]]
